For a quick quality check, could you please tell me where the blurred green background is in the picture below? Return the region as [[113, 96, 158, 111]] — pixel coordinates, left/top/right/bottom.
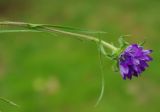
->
[[0, 0, 159, 112]]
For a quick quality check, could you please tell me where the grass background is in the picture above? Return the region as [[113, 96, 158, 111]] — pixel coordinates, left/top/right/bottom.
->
[[0, 0, 159, 112]]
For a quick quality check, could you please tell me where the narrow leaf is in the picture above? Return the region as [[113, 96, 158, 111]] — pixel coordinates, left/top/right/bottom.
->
[[39, 24, 107, 34], [0, 97, 19, 108], [139, 40, 146, 46], [94, 37, 106, 107]]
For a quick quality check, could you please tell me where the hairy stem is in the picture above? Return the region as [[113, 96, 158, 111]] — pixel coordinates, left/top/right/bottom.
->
[[0, 21, 118, 51]]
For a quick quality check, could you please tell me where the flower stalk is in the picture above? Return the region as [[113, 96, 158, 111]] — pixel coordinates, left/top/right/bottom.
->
[[0, 21, 153, 80], [0, 21, 118, 51]]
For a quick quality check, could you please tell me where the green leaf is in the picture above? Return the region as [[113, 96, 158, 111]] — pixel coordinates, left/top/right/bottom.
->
[[39, 24, 107, 34], [0, 97, 19, 108], [139, 40, 146, 46], [95, 37, 105, 107], [118, 37, 129, 48], [112, 60, 119, 72], [98, 39, 114, 60]]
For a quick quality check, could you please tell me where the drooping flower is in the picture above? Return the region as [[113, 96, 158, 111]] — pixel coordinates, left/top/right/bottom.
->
[[119, 44, 152, 80]]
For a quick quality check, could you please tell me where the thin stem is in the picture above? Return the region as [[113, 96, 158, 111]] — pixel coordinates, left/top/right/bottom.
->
[[0, 21, 118, 51]]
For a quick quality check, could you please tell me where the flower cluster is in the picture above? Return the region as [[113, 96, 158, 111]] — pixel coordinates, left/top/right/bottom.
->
[[119, 44, 152, 79]]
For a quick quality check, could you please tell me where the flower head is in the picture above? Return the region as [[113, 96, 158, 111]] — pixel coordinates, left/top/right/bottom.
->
[[119, 44, 152, 79]]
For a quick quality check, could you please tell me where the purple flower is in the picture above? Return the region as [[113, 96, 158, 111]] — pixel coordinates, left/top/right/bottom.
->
[[119, 44, 152, 80]]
